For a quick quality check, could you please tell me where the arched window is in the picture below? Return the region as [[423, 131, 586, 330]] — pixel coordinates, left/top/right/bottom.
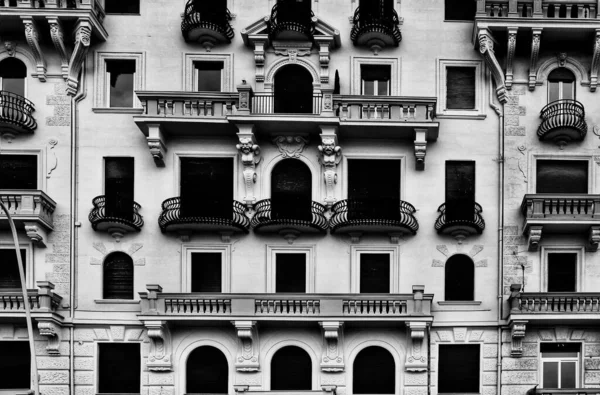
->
[[271, 159, 312, 221], [548, 68, 575, 103], [187, 346, 229, 394], [271, 346, 312, 390], [353, 346, 395, 394], [445, 254, 475, 301], [274, 64, 314, 114], [0, 57, 26, 97], [103, 252, 134, 299]]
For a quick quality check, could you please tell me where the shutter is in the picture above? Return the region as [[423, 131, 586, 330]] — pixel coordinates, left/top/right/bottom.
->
[[191, 252, 222, 292], [103, 253, 133, 299], [0, 155, 37, 190], [353, 347, 395, 394], [187, 346, 229, 394], [98, 343, 140, 394], [547, 253, 577, 292], [446, 67, 476, 109], [0, 341, 30, 390], [275, 253, 306, 293], [536, 160, 588, 193], [271, 347, 312, 390], [359, 254, 390, 293], [0, 249, 26, 289], [445, 161, 475, 222], [105, 158, 134, 221]]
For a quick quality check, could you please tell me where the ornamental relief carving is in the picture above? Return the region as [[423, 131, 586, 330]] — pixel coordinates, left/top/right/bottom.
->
[[273, 136, 309, 158]]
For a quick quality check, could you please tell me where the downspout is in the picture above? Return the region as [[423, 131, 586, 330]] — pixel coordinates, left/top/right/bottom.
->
[[427, 325, 431, 395]]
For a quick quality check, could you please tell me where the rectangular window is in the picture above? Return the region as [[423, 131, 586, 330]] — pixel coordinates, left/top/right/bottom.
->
[[445, 161, 475, 222], [106, 59, 136, 108], [446, 67, 476, 109], [104, 0, 140, 14], [0, 155, 37, 190], [0, 249, 26, 289], [541, 343, 580, 389], [98, 343, 141, 394], [536, 160, 588, 194], [438, 344, 480, 393], [547, 253, 577, 292], [195, 61, 224, 92], [275, 253, 306, 293], [191, 252, 222, 293], [361, 65, 391, 96], [0, 341, 30, 390], [180, 157, 233, 218], [445, 0, 476, 20], [105, 158, 134, 221], [360, 253, 390, 293]]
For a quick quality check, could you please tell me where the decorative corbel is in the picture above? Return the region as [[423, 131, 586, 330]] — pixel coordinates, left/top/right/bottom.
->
[[38, 321, 61, 355], [405, 321, 428, 371], [233, 321, 260, 372], [590, 30, 600, 92], [527, 225, 543, 251], [510, 320, 527, 358], [66, 19, 92, 96], [273, 135, 309, 158], [318, 127, 341, 209], [253, 39, 268, 83], [47, 18, 70, 80], [414, 128, 427, 171], [587, 226, 600, 252], [315, 37, 332, 84], [505, 27, 518, 90], [24, 222, 48, 248], [478, 28, 507, 103], [21, 17, 46, 82], [236, 127, 261, 208], [528, 28, 543, 91], [147, 124, 167, 167], [319, 321, 344, 372], [146, 321, 173, 371]]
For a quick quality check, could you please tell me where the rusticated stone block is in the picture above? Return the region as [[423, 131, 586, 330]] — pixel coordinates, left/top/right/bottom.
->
[[501, 371, 538, 385], [149, 372, 174, 385], [505, 126, 526, 136], [74, 386, 94, 395], [46, 253, 70, 263], [75, 371, 94, 385], [74, 329, 95, 342], [483, 330, 499, 343], [483, 344, 498, 358], [39, 385, 69, 395], [54, 83, 68, 95], [74, 342, 94, 356], [585, 358, 600, 370], [404, 387, 427, 395], [35, 341, 69, 356], [585, 371, 600, 384], [54, 105, 71, 117], [46, 117, 71, 127], [39, 370, 69, 385], [502, 385, 538, 395], [37, 356, 69, 370], [483, 358, 498, 371], [483, 371, 498, 385], [502, 343, 537, 357], [504, 226, 519, 235], [149, 387, 174, 395], [506, 95, 520, 105], [405, 372, 427, 386], [483, 386, 497, 395], [502, 358, 538, 371], [74, 357, 94, 371], [504, 236, 526, 245], [110, 325, 125, 341], [513, 85, 527, 95], [47, 95, 71, 105], [586, 344, 600, 357]]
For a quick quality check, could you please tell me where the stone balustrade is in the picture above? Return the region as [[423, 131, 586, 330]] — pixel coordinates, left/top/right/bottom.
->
[[0, 281, 62, 314], [0, 190, 56, 247], [476, 0, 598, 18]]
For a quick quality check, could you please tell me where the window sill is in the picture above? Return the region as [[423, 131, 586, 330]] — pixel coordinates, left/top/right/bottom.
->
[[95, 299, 140, 304], [436, 112, 487, 120], [438, 301, 482, 306], [92, 107, 144, 114], [434, 301, 487, 312]]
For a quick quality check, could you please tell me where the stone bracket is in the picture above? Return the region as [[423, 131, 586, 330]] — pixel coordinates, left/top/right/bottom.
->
[[318, 126, 341, 209], [21, 17, 47, 82], [506, 27, 518, 90], [587, 226, 600, 252], [320, 321, 344, 372], [47, 18, 70, 80], [66, 19, 92, 96], [591, 29, 600, 92], [405, 321, 428, 371], [147, 123, 167, 167], [526, 225, 543, 251], [233, 320, 260, 372], [236, 126, 261, 208], [478, 28, 507, 104], [528, 28, 543, 91], [145, 321, 173, 371], [510, 320, 527, 358], [24, 222, 48, 248], [414, 128, 427, 171], [253, 38, 268, 83], [38, 321, 61, 355], [315, 37, 333, 84]]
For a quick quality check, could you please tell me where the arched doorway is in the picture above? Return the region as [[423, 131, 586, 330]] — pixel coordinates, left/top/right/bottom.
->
[[445, 254, 475, 301], [187, 346, 229, 394], [271, 346, 312, 390], [103, 252, 134, 299], [0, 57, 26, 97], [353, 346, 395, 394], [274, 64, 314, 114], [271, 159, 312, 221]]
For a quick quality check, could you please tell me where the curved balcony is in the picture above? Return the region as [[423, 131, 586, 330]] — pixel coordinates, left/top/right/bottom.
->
[[251, 199, 328, 235], [181, 0, 235, 49], [268, 2, 316, 41], [89, 196, 143, 239], [0, 91, 36, 136], [435, 202, 485, 240], [350, 7, 402, 51], [538, 99, 587, 145], [330, 199, 418, 239], [159, 198, 250, 237]]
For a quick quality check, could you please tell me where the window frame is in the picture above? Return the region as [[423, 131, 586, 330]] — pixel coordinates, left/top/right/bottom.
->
[[93, 52, 146, 112], [194, 61, 226, 92], [0, 340, 32, 392], [547, 68, 577, 103], [0, 149, 45, 192], [184, 53, 233, 92], [539, 343, 581, 389], [351, 57, 400, 96], [104, 0, 141, 15], [350, 246, 399, 293], [437, 343, 482, 394], [360, 65, 391, 96], [174, 152, 239, 199], [342, 153, 406, 200], [95, 341, 142, 395], [0, 58, 28, 98], [182, 245, 231, 293], [541, 246, 584, 292], [444, 0, 476, 21], [105, 59, 136, 109], [0, 243, 33, 289], [266, 245, 315, 293], [437, 59, 486, 119], [102, 251, 135, 301], [529, 155, 595, 194]]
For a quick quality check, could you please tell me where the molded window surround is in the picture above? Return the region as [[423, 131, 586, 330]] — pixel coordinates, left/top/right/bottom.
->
[[0, 149, 45, 192], [437, 59, 485, 119], [182, 245, 231, 293], [184, 53, 233, 92], [437, 343, 481, 393], [0, 243, 33, 289], [350, 246, 399, 293], [341, 153, 405, 200], [529, 154, 594, 194], [541, 246, 584, 292], [173, 152, 239, 199], [93, 52, 146, 112], [351, 57, 400, 96], [266, 245, 315, 293]]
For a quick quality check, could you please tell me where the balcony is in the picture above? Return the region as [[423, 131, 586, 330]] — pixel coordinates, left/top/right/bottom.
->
[[251, 199, 328, 237], [536, 390, 600, 395], [0, 91, 36, 137], [181, 0, 235, 50], [350, 6, 402, 52], [159, 198, 250, 241], [476, 0, 598, 19], [330, 199, 418, 242], [0, 190, 56, 247], [538, 99, 587, 145], [435, 202, 485, 241], [268, 1, 316, 42], [0, 282, 62, 320], [521, 194, 600, 251], [88, 195, 144, 240]]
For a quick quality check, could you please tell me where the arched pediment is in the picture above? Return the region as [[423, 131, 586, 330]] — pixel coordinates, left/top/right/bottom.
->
[[536, 56, 590, 88]]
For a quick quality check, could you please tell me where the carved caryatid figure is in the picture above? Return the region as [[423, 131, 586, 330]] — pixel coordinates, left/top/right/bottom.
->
[[236, 134, 261, 207], [318, 134, 341, 208]]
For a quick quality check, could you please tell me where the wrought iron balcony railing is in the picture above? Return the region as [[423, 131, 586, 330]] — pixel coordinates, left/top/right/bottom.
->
[[476, 0, 597, 18], [435, 202, 485, 238], [330, 198, 418, 236], [268, 1, 316, 41], [0, 282, 62, 315], [251, 199, 328, 234], [0, 91, 36, 135], [538, 99, 587, 145], [159, 198, 250, 234], [350, 6, 402, 49], [181, 0, 234, 47], [89, 195, 144, 234], [251, 92, 323, 115]]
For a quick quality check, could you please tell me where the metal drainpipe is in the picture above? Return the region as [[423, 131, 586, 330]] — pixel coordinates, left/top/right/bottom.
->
[[427, 325, 431, 395]]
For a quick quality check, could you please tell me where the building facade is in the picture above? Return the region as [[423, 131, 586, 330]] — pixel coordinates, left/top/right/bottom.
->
[[0, 0, 597, 394]]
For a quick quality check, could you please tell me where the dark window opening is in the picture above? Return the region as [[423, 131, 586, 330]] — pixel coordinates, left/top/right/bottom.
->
[[361, 65, 391, 96], [536, 160, 588, 194], [195, 61, 224, 92], [0, 155, 37, 190], [547, 253, 577, 292], [274, 65, 314, 114], [187, 346, 229, 394], [0, 57, 26, 97], [191, 252, 222, 293], [275, 0, 312, 26], [276, 253, 306, 293], [105, 0, 140, 14], [548, 68, 575, 102], [445, 0, 476, 20], [360, 0, 394, 18], [103, 252, 134, 300], [438, 345, 480, 393], [444, 254, 475, 301], [98, 343, 140, 394], [446, 67, 476, 109], [348, 159, 400, 221], [180, 157, 233, 219], [0, 249, 26, 289], [353, 346, 395, 394], [360, 254, 390, 294], [0, 341, 30, 390], [271, 346, 312, 390], [541, 343, 580, 389], [106, 59, 135, 107], [271, 159, 312, 221], [105, 157, 134, 221], [445, 161, 475, 222]]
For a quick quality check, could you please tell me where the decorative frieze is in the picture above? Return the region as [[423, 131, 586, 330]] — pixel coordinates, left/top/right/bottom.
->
[[528, 29, 543, 91], [233, 321, 260, 372], [22, 17, 46, 82], [406, 321, 428, 371], [66, 19, 92, 96], [318, 128, 341, 209], [47, 18, 69, 80], [320, 321, 344, 372], [236, 128, 261, 208], [146, 321, 173, 371]]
